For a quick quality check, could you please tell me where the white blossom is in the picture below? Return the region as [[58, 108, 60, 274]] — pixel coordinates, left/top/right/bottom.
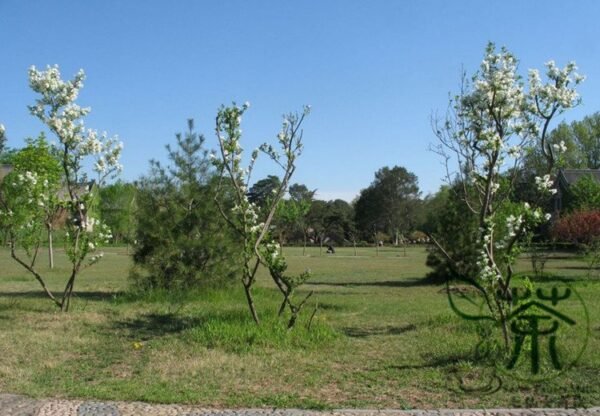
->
[[552, 140, 567, 153], [535, 174, 556, 194]]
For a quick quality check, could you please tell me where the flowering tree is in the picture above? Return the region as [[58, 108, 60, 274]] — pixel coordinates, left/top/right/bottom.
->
[[212, 103, 311, 325], [0, 65, 122, 311], [432, 43, 583, 350]]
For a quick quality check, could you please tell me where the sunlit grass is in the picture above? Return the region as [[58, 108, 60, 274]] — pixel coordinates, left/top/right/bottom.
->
[[0, 245, 598, 408]]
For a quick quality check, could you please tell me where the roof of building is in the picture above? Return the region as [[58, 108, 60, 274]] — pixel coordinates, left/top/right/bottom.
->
[[557, 169, 600, 187]]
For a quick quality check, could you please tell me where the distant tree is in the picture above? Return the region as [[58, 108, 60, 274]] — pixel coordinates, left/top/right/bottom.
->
[[522, 113, 600, 175], [306, 199, 354, 254], [419, 186, 451, 235], [354, 165, 420, 244], [327, 199, 355, 244], [98, 180, 137, 245], [562, 174, 600, 212], [131, 120, 240, 290], [248, 175, 281, 208], [288, 183, 315, 254], [289, 183, 316, 202], [274, 198, 308, 253], [570, 113, 600, 169]]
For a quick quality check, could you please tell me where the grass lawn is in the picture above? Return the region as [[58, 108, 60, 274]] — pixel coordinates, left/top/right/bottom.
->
[[0, 245, 598, 409]]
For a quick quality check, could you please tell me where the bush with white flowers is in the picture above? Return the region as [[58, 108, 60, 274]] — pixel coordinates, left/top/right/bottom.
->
[[213, 102, 311, 326], [0, 65, 122, 311], [432, 42, 583, 351]]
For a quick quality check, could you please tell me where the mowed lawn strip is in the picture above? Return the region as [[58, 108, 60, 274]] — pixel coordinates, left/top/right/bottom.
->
[[0, 246, 598, 409]]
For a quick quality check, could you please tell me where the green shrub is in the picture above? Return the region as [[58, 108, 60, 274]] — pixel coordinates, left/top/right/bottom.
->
[[425, 184, 479, 283], [130, 120, 241, 290]]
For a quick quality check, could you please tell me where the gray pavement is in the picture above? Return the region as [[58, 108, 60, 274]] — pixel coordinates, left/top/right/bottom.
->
[[1, 394, 599, 416]]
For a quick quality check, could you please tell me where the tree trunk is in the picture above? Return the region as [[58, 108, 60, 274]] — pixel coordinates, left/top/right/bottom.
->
[[47, 226, 54, 269], [243, 282, 260, 324], [278, 295, 288, 316], [10, 239, 61, 308], [303, 232, 307, 256], [61, 271, 77, 312]]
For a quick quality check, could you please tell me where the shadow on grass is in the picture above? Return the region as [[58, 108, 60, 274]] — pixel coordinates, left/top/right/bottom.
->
[[315, 302, 348, 311], [112, 309, 249, 341], [389, 351, 473, 370], [0, 290, 121, 302], [557, 266, 599, 272], [112, 312, 204, 340], [524, 274, 600, 283], [342, 323, 417, 338], [307, 278, 434, 288]]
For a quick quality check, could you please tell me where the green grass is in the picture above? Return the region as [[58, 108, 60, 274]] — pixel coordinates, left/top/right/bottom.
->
[[0, 245, 598, 408]]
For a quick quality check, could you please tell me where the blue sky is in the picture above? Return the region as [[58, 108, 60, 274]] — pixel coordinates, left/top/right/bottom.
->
[[2, 1, 600, 201]]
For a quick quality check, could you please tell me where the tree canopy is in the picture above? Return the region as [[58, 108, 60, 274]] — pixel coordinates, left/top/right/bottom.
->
[[354, 165, 420, 242]]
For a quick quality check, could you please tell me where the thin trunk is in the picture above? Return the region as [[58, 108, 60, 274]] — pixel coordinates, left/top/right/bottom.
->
[[287, 291, 313, 329], [353, 241, 357, 256], [307, 301, 318, 331], [278, 295, 288, 316], [61, 270, 77, 312], [302, 232, 307, 256], [243, 282, 260, 324], [10, 240, 61, 308], [48, 226, 54, 269]]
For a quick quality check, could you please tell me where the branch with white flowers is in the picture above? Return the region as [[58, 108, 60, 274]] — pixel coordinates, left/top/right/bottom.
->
[[213, 103, 311, 325], [431, 43, 583, 351], [1, 65, 122, 311]]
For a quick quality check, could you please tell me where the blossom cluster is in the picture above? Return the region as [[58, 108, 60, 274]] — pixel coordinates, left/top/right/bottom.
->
[[451, 44, 585, 287], [0, 170, 49, 222], [535, 174, 557, 195], [24, 65, 122, 267], [28, 65, 123, 180], [477, 249, 502, 283], [529, 61, 584, 115]]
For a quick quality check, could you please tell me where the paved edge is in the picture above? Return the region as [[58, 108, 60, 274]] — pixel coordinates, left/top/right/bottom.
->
[[1, 394, 599, 416]]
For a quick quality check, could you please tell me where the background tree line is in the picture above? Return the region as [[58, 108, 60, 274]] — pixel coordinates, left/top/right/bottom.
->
[[3, 111, 599, 289]]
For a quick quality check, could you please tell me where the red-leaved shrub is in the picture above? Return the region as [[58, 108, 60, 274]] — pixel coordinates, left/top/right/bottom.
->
[[552, 210, 600, 245]]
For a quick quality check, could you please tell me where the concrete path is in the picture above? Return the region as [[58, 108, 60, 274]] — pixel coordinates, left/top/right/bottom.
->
[[1, 394, 599, 416]]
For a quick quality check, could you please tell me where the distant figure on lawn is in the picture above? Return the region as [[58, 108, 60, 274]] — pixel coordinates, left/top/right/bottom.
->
[[326, 245, 335, 254]]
